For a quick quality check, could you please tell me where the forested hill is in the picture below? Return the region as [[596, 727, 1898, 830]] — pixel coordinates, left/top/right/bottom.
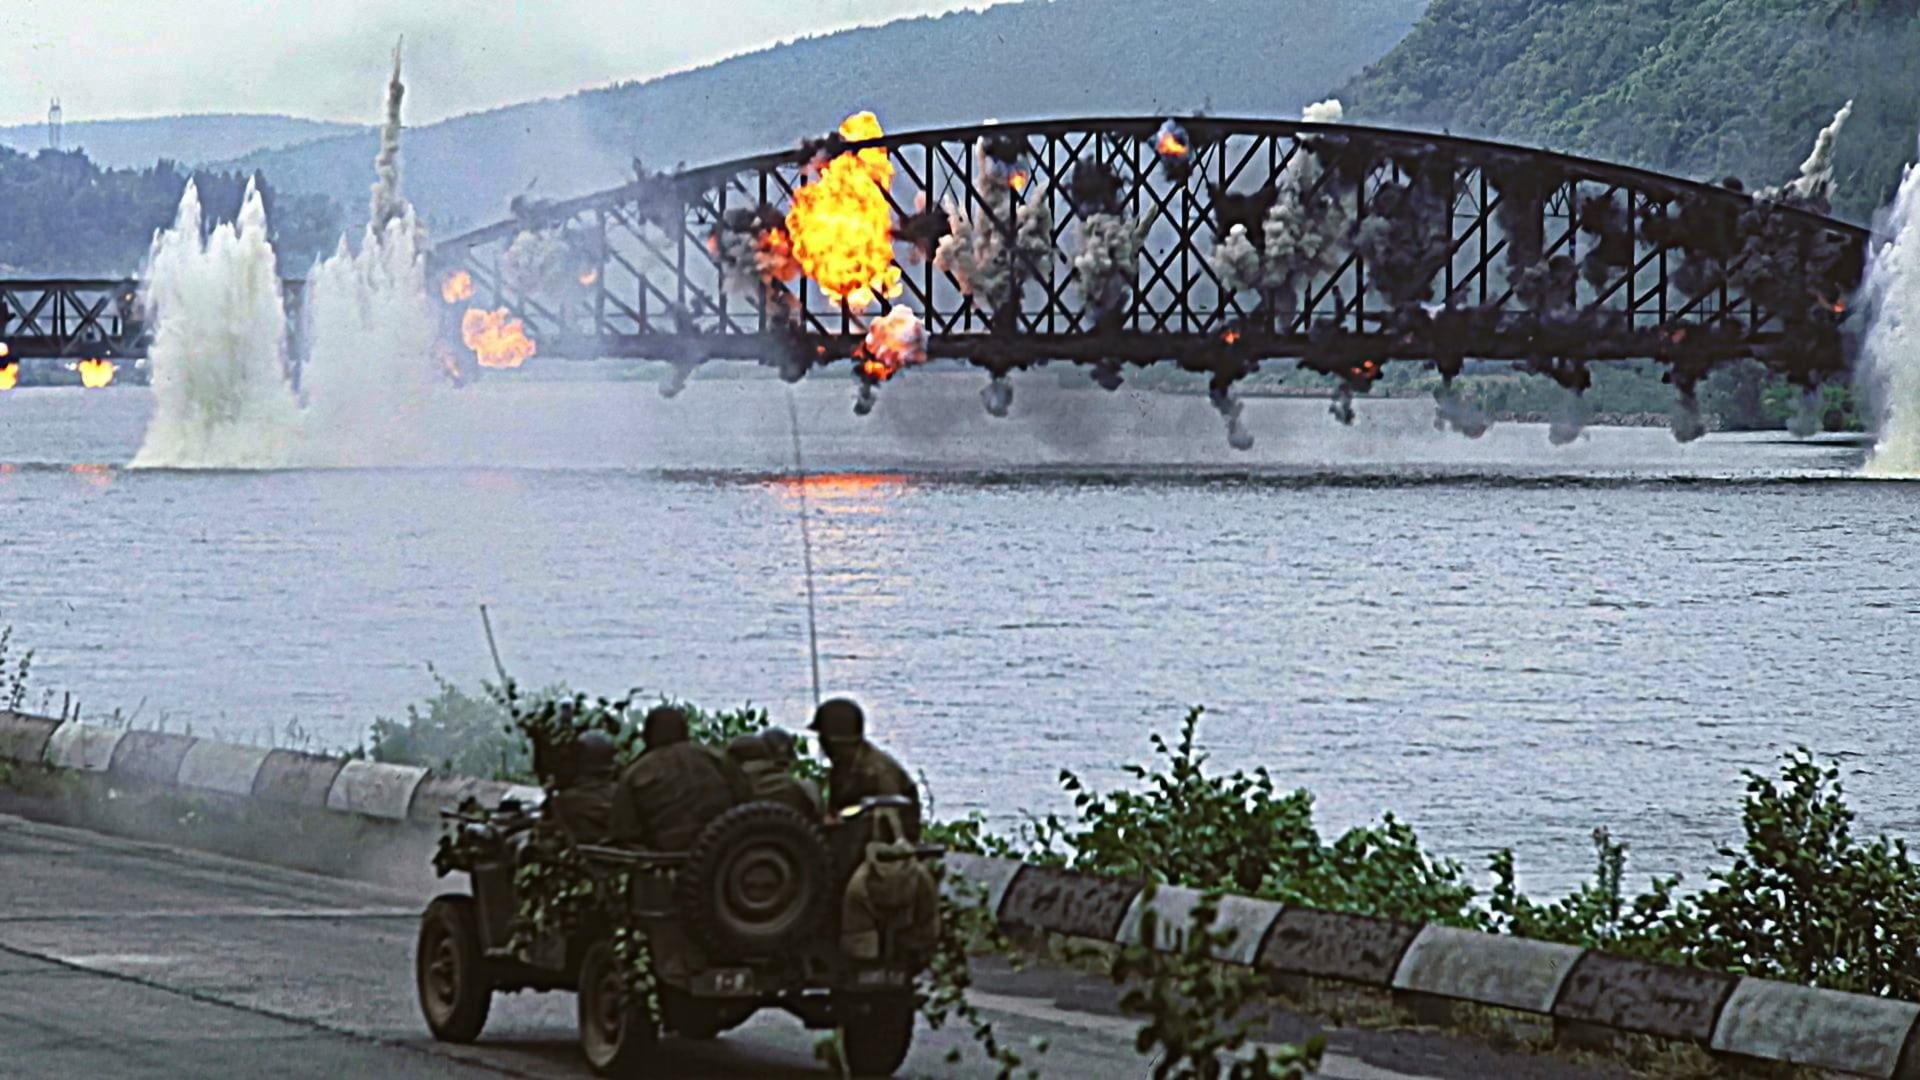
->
[[0, 115, 363, 169], [223, 0, 1426, 233], [1339, 0, 1920, 221], [0, 150, 342, 277]]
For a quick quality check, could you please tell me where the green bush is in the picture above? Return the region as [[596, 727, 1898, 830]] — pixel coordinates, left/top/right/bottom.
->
[[1112, 888, 1326, 1080], [367, 675, 821, 786], [1025, 708, 1482, 927]]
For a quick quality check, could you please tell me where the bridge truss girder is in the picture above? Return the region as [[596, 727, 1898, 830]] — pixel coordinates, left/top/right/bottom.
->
[[433, 117, 1869, 396]]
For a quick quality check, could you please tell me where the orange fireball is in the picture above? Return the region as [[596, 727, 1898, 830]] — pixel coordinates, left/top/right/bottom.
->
[[441, 270, 475, 304], [77, 359, 116, 388], [461, 308, 537, 369], [0, 362, 16, 391], [1156, 125, 1190, 158], [856, 307, 928, 382], [785, 112, 903, 309]]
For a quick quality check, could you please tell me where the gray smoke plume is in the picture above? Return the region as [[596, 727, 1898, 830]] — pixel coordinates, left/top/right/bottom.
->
[[1209, 383, 1255, 450], [981, 374, 1014, 417], [660, 361, 697, 399], [501, 226, 595, 298], [369, 41, 407, 236], [1432, 384, 1491, 438], [1549, 391, 1591, 446], [1782, 101, 1855, 203], [1669, 387, 1707, 443], [854, 382, 878, 416], [935, 174, 1054, 313], [1074, 213, 1149, 316], [1208, 99, 1349, 298], [1328, 385, 1356, 426], [1789, 387, 1824, 438]]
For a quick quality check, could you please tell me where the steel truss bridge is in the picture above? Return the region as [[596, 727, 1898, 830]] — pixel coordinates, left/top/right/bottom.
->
[[4, 117, 1871, 400]]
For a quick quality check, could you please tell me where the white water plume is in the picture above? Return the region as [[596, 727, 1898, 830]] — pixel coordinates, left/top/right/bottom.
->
[[1860, 141, 1920, 476], [1784, 101, 1854, 203], [132, 40, 441, 470], [132, 181, 301, 468]]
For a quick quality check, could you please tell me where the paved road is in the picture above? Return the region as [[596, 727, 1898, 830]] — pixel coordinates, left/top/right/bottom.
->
[[0, 814, 1621, 1079]]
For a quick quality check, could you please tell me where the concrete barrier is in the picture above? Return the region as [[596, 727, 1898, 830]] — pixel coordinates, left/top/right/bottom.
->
[[1258, 907, 1423, 985], [42, 722, 127, 773], [1392, 924, 1584, 1015], [1113, 884, 1282, 964], [0, 712, 60, 764], [174, 741, 273, 798], [7, 714, 1920, 1080], [252, 749, 346, 808], [939, 853, 1025, 919], [107, 731, 198, 787], [1709, 978, 1920, 1079], [1553, 950, 1736, 1043], [325, 760, 428, 821], [407, 775, 512, 824], [999, 865, 1143, 942]]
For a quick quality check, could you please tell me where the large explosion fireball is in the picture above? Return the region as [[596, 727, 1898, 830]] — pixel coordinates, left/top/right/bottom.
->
[[785, 112, 903, 309], [461, 308, 537, 369]]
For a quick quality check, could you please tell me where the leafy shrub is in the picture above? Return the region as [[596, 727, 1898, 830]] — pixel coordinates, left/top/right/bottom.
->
[[366, 675, 821, 785], [1027, 707, 1481, 927], [1683, 750, 1920, 998], [1111, 887, 1326, 1079], [362, 669, 529, 779]]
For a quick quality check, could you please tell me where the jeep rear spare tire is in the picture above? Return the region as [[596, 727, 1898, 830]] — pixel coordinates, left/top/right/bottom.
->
[[676, 801, 832, 960]]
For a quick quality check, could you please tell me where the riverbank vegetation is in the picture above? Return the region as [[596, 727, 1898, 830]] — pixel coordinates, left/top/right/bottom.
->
[[1342, 0, 1920, 224], [373, 683, 1920, 1002]]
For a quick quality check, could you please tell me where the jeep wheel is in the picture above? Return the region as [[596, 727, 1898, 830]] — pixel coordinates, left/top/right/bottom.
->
[[416, 895, 491, 1043], [677, 801, 832, 960], [577, 940, 657, 1077], [839, 992, 916, 1078]]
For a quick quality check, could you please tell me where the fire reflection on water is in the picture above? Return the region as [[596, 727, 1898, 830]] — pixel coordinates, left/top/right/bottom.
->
[[68, 463, 113, 489]]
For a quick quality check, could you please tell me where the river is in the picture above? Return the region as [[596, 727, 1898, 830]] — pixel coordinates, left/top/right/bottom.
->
[[3, 368, 1913, 895]]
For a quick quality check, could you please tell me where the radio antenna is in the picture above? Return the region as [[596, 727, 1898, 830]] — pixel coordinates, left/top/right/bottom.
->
[[785, 390, 823, 709]]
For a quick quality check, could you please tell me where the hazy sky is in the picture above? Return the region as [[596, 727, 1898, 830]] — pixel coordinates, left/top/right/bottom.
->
[[0, 1, 1001, 128]]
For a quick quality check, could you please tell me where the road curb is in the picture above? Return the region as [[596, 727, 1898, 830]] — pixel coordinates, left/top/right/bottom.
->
[[3, 717, 1917, 1078]]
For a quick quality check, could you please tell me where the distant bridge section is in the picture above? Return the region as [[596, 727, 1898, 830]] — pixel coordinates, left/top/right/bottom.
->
[[0, 280, 144, 360]]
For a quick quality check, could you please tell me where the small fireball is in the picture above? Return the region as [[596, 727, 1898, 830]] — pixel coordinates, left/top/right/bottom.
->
[[441, 270, 475, 304], [461, 308, 537, 369], [0, 362, 15, 391], [77, 359, 116, 389], [1155, 120, 1191, 159], [1010, 169, 1031, 194], [856, 307, 929, 383], [578, 268, 599, 287]]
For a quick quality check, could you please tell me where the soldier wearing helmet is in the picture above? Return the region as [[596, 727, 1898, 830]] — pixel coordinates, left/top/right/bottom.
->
[[551, 729, 620, 844], [726, 728, 825, 819], [810, 698, 920, 841], [612, 705, 750, 851]]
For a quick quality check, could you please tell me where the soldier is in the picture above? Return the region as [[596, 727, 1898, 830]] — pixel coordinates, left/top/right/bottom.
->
[[612, 705, 748, 851], [725, 728, 824, 819], [809, 698, 920, 841], [549, 730, 619, 844]]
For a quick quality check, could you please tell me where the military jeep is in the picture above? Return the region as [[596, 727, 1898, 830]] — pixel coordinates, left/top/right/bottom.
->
[[417, 793, 940, 1077]]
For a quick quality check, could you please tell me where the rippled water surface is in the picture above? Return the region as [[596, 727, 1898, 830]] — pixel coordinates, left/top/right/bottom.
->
[[3, 370, 1913, 893]]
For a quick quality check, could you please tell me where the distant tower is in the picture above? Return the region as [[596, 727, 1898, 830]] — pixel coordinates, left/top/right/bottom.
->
[[46, 99, 62, 151]]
